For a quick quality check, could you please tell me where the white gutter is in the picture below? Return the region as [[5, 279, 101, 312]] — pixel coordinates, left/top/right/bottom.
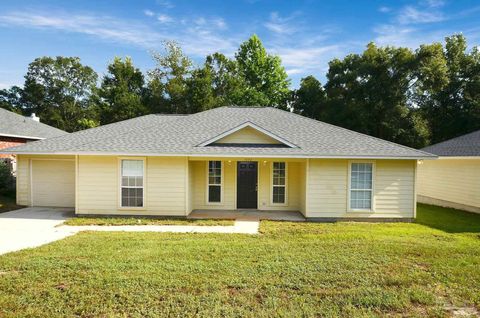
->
[[0, 150, 437, 160], [0, 133, 44, 140]]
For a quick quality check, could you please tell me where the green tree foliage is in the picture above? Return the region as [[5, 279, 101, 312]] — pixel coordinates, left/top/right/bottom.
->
[[0, 161, 15, 194], [416, 35, 480, 144], [96, 57, 147, 125], [235, 35, 290, 108], [21, 56, 98, 132], [323, 43, 432, 147], [0, 86, 24, 113], [147, 41, 193, 114], [291, 76, 326, 119]]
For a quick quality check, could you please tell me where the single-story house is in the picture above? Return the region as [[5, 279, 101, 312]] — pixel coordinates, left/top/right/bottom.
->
[[0, 106, 435, 220], [418, 130, 480, 214], [0, 108, 66, 170]]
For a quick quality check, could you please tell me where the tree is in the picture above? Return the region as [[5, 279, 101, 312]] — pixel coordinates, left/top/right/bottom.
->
[[21, 56, 98, 132], [148, 41, 193, 114], [96, 57, 147, 125], [324, 43, 430, 147], [416, 35, 480, 144], [291, 76, 326, 119], [235, 35, 290, 108], [0, 86, 24, 113]]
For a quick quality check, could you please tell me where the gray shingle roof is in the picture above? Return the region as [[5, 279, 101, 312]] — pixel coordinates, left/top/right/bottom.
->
[[0, 106, 434, 159], [0, 108, 67, 139], [421, 130, 480, 157]]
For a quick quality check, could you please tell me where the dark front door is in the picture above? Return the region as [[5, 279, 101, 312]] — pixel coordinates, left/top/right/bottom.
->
[[237, 162, 258, 209]]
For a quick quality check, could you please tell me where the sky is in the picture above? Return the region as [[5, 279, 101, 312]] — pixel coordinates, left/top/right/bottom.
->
[[0, 0, 479, 89]]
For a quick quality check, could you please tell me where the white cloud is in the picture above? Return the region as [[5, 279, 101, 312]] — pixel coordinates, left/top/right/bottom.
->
[[214, 18, 227, 30], [0, 10, 239, 59], [379, 6, 391, 13], [373, 23, 450, 48], [422, 0, 445, 8], [156, 0, 174, 9], [271, 45, 346, 78], [397, 6, 445, 24], [0, 82, 12, 89], [157, 14, 173, 23], [144, 9, 155, 17], [264, 11, 299, 35]]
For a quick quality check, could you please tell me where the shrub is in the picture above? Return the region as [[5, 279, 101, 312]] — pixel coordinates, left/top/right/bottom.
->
[[0, 160, 15, 195]]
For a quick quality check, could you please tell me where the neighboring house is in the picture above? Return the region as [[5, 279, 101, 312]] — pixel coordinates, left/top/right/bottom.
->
[[0, 108, 67, 170], [417, 130, 480, 214], [0, 106, 435, 220]]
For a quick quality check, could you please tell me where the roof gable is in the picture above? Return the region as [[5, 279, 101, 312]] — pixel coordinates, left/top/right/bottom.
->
[[198, 122, 297, 148]]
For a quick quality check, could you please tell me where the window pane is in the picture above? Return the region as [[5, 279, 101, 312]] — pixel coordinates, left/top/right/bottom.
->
[[273, 186, 285, 203], [122, 160, 143, 177], [208, 161, 221, 186], [350, 163, 372, 209], [209, 185, 221, 202], [351, 190, 371, 209], [121, 187, 144, 207], [351, 163, 372, 190]]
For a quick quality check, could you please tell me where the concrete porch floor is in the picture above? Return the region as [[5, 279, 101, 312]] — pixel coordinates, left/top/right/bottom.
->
[[188, 209, 306, 221]]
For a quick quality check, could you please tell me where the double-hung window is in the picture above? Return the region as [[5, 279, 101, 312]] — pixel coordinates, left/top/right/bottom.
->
[[272, 162, 286, 204], [121, 159, 144, 207], [208, 161, 222, 203], [349, 162, 373, 210]]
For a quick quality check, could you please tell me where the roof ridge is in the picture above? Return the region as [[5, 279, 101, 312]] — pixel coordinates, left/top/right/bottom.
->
[[267, 107, 435, 157]]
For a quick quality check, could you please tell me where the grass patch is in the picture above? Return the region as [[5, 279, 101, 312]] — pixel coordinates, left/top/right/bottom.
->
[[0, 194, 22, 213], [1, 204, 479, 317], [63, 216, 234, 226]]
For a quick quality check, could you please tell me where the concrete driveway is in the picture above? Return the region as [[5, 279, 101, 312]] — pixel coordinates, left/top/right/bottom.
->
[[0, 207, 76, 255]]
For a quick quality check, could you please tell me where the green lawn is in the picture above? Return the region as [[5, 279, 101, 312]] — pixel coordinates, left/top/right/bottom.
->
[[63, 216, 234, 226], [0, 194, 22, 213], [1, 204, 479, 317]]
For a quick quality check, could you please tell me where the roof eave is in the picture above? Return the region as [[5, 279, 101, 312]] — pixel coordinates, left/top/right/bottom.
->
[[0, 150, 436, 160]]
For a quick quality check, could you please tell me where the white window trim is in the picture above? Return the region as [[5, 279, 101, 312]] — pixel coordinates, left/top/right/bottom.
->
[[118, 157, 146, 210], [206, 160, 223, 205], [271, 161, 288, 206], [347, 160, 375, 212]]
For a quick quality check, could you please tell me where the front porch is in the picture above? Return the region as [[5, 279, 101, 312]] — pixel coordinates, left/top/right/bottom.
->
[[187, 158, 307, 215], [188, 209, 305, 221]]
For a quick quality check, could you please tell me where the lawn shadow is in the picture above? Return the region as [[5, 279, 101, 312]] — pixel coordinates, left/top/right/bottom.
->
[[416, 203, 480, 233]]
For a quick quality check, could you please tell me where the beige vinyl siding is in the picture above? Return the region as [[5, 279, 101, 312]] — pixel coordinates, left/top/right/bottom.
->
[[77, 156, 187, 216], [258, 161, 303, 211], [306, 159, 415, 218], [187, 161, 194, 214], [417, 158, 480, 212], [299, 161, 307, 215], [216, 126, 281, 144], [191, 160, 236, 210], [16, 155, 75, 206]]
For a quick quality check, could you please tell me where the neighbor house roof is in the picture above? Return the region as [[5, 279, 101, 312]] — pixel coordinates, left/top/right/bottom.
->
[[0, 106, 435, 159], [0, 108, 67, 140], [421, 129, 480, 157]]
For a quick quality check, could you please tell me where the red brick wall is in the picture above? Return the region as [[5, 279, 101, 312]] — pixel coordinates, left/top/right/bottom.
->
[[0, 136, 27, 158]]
